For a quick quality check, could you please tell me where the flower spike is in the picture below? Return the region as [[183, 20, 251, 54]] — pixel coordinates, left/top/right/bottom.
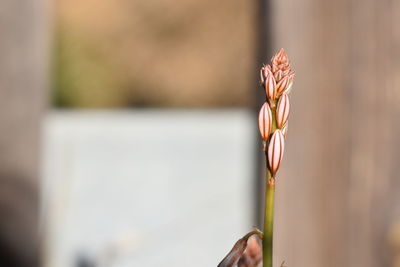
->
[[255, 48, 295, 267]]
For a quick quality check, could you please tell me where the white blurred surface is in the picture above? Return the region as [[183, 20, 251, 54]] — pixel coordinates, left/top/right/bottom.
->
[[42, 109, 254, 267]]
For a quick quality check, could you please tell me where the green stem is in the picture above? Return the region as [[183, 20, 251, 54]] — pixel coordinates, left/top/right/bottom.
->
[[263, 104, 277, 267], [263, 172, 275, 267]]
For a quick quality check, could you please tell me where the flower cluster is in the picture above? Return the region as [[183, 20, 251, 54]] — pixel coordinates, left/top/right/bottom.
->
[[258, 48, 295, 177]]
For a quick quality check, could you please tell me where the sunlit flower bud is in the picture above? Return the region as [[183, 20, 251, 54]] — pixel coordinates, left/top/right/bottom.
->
[[262, 65, 272, 78], [281, 123, 288, 137], [277, 48, 288, 62], [272, 64, 279, 73], [268, 130, 285, 175], [276, 75, 290, 95], [272, 48, 289, 66], [279, 63, 289, 70], [276, 93, 290, 128], [260, 68, 265, 84], [260, 65, 271, 84], [284, 81, 293, 94], [263, 68, 277, 101], [274, 70, 283, 82], [282, 69, 291, 76], [283, 72, 295, 94], [246, 236, 261, 260], [271, 48, 293, 75], [258, 102, 272, 140]]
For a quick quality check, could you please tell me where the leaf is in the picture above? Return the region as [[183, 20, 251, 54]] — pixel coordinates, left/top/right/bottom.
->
[[217, 230, 263, 267]]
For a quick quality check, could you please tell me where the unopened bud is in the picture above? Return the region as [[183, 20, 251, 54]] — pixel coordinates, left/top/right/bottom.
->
[[263, 68, 277, 101], [284, 80, 293, 94], [272, 48, 289, 67], [276, 75, 290, 95], [258, 102, 272, 140], [283, 72, 295, 94], [268, 130, 285, 175], [274, 70, 283, 82], [260, 68, 265, 85], [282, 69, 291, 76], [272, 64, 279, 73], [276, 93, 290, 128], [246, 236, 261, 260], [281, 123, 288, 137]]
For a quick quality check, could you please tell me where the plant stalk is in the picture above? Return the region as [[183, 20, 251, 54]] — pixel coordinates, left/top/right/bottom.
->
[[262, 171, 275, 267], [263, 106, 277, 267]]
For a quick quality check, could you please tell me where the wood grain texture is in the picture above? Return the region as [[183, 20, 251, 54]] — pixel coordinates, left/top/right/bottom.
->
[[267, 0, 400, 267]]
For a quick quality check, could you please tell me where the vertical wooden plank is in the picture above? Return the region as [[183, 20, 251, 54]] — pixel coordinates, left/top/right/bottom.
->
[[386, 1, 400, 267], [0, 0, 47, 266], [270, 0, 400, 267], [346, 1, 378, 266], [271, 0, 350, 267], [345, 1, 400, 267]]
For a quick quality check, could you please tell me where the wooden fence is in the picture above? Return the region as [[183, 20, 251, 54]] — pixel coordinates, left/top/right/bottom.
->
[[259, 1, 400, 267]]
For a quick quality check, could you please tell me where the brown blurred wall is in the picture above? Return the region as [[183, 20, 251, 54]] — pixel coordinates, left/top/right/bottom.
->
[[0, 0, 47, 266], [53, 0, 257, 107]]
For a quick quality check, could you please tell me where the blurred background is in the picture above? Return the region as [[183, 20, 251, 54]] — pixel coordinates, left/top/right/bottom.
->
[[0, 0, 400, 267]]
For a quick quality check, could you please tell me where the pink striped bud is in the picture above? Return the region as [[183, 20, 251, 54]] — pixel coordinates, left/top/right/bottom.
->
[[260, 68, 265, 84], [283, 72, 295, 94], [268, 130, 285, 175], [260, 65, 272, 84], [272, 49, 286, 64], [263, 68, 277, 101], [282, 69, 291, 76], [276, 93, 290, 128], [274, 70, 283, 82], [284, 80, 293, 94], [271, 64, 279, 73], [276, 48, 288, 63], [281, 123, 288, 137], [258, 102, 272, 140], [276, 75, 290, 95]]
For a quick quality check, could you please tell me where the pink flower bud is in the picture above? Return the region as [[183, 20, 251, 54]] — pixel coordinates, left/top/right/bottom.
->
[[282, 69, 291, 76], [276, 93, 290, 128], [271, 64, 279, 73], [281, 123, 288, 137], [263, 68, 277, 101], [274, 70, 283, 82], [258, 102, 272, 140], [245, 236, 262, 263], [277, 48, 288, 62], [284, 80, 293, 94], [260, 68, 265, 84], [271, 48, 293, 75], [268, 129, 285, 175], [276, 75, 290, 95], [283, 72, 295, 94], [271, 48, 289, 67]]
